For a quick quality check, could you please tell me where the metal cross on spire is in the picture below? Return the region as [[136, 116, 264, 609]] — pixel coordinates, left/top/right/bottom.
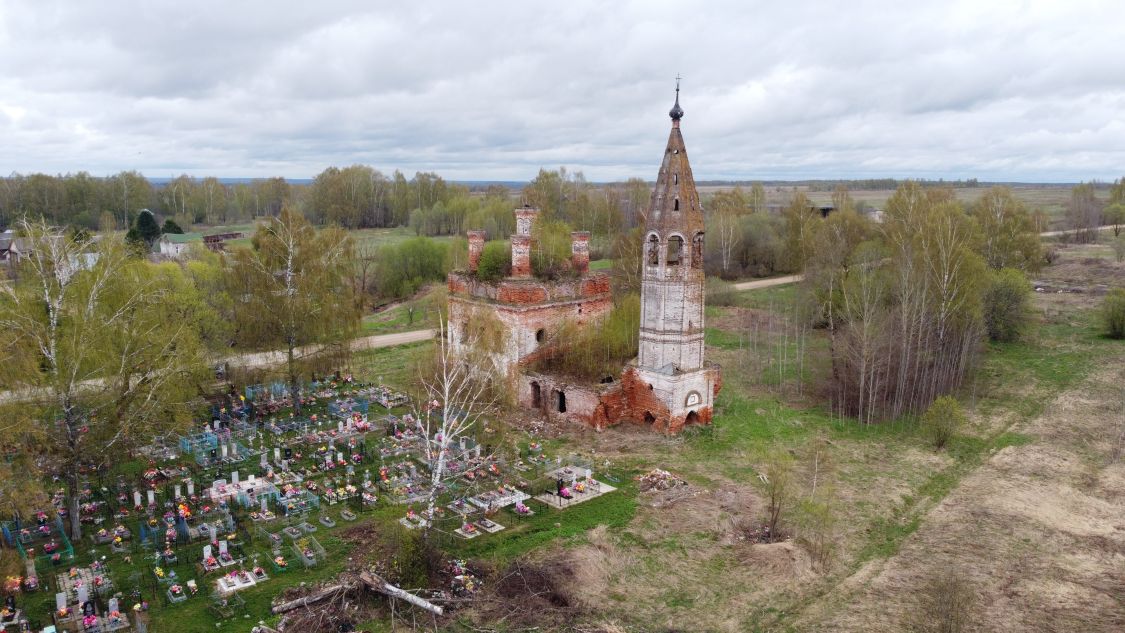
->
[[669, 74, 684, 121]]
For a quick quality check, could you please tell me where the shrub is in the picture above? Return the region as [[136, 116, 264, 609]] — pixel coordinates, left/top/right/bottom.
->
[[921, 396, 966, 450], [476, 241, 511, 282], [705, 276, 739, 306], [1113, 236, 1125, 263], [161, 218, 184, 234], [1102, 287, 1125, 339], [982, 268, 1033, 342], [911, 570, 976, 633]]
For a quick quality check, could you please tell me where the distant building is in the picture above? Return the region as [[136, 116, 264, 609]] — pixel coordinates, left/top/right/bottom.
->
[[202, 232, 243, 252], [158, 233, 192, 258], [0, 229, 31, 264]]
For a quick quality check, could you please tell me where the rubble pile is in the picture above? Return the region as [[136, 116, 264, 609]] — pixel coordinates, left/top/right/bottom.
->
[[637, 469, 686, 492]]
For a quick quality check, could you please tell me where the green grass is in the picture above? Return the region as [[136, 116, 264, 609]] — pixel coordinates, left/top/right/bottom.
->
[[349, 342, 432, 391], [589, 258, 613, 271]]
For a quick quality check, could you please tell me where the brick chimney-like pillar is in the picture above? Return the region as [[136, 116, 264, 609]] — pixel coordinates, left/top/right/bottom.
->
[[467, 230, 486, 273], [514, 205, 539, 237], [511, 235, 533, 278], [571, 231, 590, 274]]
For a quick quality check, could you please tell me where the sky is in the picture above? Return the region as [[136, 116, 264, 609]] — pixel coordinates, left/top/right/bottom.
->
[[1, 0, 1123, 183]]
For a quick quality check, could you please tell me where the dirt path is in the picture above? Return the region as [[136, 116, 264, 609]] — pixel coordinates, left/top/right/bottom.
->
[[732, 274, 802, 291], [797, 356, 1125, 632], [227, 329, 435, 368]]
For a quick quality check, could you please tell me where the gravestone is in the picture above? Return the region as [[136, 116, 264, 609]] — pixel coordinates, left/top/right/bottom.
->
[[133, 491, 142, 507], [187, 480, 194, 496], [231, 471, 239, 485], [147, 490, 155, 506], [260, 497, 268, 512]]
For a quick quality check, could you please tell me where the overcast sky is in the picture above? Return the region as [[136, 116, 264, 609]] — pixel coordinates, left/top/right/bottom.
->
[[1, 0, 1123, 183]]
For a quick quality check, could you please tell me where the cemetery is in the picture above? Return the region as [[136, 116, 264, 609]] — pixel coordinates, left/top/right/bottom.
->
[[0, 373, 628, 632]]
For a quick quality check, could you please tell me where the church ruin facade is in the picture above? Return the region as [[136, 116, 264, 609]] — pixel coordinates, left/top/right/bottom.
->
[[447, 88, 720, 433]]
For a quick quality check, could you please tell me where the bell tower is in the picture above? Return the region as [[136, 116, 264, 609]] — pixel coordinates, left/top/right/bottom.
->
[[631, 80, 719, 432]]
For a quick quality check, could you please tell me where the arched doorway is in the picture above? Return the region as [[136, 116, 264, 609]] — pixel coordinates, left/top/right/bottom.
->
[[556, 390, 567, 413], [685, 410, 700, 426], [530, 381, 541, 408], [643, 411, 656, 426]]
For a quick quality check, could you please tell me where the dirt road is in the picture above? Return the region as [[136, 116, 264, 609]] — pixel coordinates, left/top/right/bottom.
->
[[228, 329, 436, 369], [732, 274, 802, 290]]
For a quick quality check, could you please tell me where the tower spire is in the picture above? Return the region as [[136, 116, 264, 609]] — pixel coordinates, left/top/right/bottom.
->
[[669, 74, 684, 122]]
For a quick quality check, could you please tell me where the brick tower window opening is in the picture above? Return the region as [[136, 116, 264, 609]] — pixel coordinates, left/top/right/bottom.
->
[[535, 328, 546, 344], [674, 173, 678, 185], [647, 234, 660, 266], [553, 389, 567, 413], [692, 233, 704, 269], [685, 410, 700, 426], [673, 197, 680, 211], [531, 381, 541, 408], [666, 235, 683, 265], [643, 411, 656, 425]]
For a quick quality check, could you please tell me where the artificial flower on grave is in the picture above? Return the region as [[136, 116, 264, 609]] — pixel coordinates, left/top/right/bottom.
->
[[114, 524, 127, 537], [147, 518, 158, 528], [154, 567, 165, 579], [575, 481, 586, 493], [36, 510, 48, 523], [462, 522, 476, 534], [50, 553, 61, 563], [107, 610, 124, 624], [113, 536, 123, 546], [515, 502, 531, 515], [252, 566, 265, 577], [93, 575, 105, 587], [68, 567, 79, 578], [24, 575, 38, 590], [169, 583, 183, 596], [43, 541, 57, 554], [37, 524, 51, 535], [165, 528, 176, 541], [57, 606, 71, 617], [143, 469, 158, 481], [274, 555, 287, 568], [96, 528, 109, 539], [177, 503, 191, 519], [3, 576, 21, 593], [205, 556, 218, 567]]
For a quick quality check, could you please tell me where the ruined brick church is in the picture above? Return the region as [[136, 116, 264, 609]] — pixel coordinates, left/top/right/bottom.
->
[[447, 88, 720, 433]]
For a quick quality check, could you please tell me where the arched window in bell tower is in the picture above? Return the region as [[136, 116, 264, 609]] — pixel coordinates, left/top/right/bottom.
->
[[691, 233, 704, 269], [647, 234, 660, 266], [673, 197, 680, 211], [667, 235, 683, 265]]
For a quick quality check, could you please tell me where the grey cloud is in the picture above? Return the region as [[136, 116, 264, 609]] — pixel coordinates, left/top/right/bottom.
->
[[1, 0, 1123, 182]]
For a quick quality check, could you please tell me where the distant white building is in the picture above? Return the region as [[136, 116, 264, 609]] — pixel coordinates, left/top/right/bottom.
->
[[158, 234, 191, 258]]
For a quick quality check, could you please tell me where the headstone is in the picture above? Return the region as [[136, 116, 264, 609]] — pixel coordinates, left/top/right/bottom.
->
[[147, 490, 155, 506], [174, 485, 181, 500], [337, 451, 345, 463], [284, 447, 292, 460], [475, 444, 482, 458], [187, 480, 194, 496], [260, 452, 267, 468], [274, 448, 281, 462], [248, 474, 255, 484], [260, 497, 268, 512], [460, 437, 468, 450], [108, 598, 119, 613], [221, 444, 228, 458], [55, 593, 66, 613], [133, 491, 142, 507], [76, 585, 89, 605], [231, 471, 239, 485], [203, 545, 212, 560], [337, 421, 344, 433]]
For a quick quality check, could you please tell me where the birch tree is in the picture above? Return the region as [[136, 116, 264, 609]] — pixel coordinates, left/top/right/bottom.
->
[[224, 207, 358, 413], [409, 318, 495, 531], [0, 220, 210, 537]]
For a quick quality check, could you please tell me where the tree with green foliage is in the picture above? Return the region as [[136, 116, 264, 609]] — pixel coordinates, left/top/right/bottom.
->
[[1066, 182, 1103, 243], [921, 396, 966, 450], [0, 220, 211, 538], [782, 191, 820, 271], [162, 218, 184, 234], [1102, 287, 1125, 339], [748, 181, 767, 214], [134, 209, 161, 246], [224, 208, 358, 412], [982, 268, 1034, 342], [475, 241, 511, 282], [970, 186, 1042, 272]]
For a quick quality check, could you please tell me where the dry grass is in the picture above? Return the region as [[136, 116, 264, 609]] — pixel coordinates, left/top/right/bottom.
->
[[796, 359, 1125, 632]]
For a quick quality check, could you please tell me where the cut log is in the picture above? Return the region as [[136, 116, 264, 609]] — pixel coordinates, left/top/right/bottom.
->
[[359, 572, 444, 616], [270, 573, 443, 617], [272, 581, 355, 614]]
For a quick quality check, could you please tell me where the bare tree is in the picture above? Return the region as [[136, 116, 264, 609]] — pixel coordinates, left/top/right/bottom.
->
[[410, 317, 496, 528]]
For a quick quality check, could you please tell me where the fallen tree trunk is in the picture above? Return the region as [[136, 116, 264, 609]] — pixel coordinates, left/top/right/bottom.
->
[[272, 581, 356, 614], [270, 573, 443, 617], [359, 572, 444, 616]]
